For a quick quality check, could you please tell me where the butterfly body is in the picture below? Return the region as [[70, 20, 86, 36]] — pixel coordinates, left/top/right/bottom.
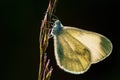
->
[[51, 20, 113, 74], [51, 20, 63, 35]]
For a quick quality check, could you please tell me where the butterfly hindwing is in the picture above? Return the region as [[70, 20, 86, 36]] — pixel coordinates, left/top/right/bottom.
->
[[54, 29, 91, 74]]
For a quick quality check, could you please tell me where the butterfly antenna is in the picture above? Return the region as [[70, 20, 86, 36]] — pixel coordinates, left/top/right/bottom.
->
[[52, 14, 59, 21]]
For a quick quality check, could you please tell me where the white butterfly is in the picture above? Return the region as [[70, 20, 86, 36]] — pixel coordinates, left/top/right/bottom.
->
[[51, 20, 113, 74]]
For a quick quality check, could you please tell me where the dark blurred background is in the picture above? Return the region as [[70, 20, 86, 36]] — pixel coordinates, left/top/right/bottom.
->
[[2, 0, 120, 80]]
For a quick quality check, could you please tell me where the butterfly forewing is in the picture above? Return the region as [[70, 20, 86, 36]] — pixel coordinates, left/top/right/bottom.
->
[[64, 26, 112, 63]]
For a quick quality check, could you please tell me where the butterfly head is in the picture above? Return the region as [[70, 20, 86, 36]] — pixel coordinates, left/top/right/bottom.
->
[[51, 20, 63, 35]]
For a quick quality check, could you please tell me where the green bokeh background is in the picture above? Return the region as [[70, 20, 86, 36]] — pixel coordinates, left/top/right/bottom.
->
[[3, 0, 120, 80]]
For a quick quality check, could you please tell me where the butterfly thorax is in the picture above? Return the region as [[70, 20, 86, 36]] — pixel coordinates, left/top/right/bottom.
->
[[51, 20, 63, 35]]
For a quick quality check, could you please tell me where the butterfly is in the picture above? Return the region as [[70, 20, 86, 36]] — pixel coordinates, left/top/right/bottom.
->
[[51, 20, 113, 74]]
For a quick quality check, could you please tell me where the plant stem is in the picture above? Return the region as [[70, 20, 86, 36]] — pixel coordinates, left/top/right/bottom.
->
[[38, 0, 58, 80]]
